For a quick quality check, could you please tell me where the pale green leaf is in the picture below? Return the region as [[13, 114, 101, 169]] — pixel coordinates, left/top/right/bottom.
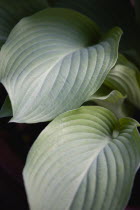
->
[[87, 85, 127, 118], [23, 106, 140, 210], [0, 95, 12, 118], [0, 8, 122, 123], [104, 55, 140, 109], [0, 0, 48, 47]]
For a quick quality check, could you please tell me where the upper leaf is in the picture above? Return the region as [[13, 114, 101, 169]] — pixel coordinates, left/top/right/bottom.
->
[[23, 106, 140, 210], [0, 0, 48, 48], [53, 0, 140, 68], [0, 8, 122, 123], [52, 0, 133, 45]]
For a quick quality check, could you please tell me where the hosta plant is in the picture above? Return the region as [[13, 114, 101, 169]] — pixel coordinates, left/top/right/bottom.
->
[[0, 0, 140, 210]]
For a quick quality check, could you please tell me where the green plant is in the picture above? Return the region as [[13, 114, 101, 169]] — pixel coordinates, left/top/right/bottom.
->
[[0, 1, 140, 210]]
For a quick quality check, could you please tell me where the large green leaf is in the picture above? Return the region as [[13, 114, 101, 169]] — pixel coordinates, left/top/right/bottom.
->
[[0, 0, 48, 48], [23, 106, 140, 210], [104, 55, 140, 109], [0, 8, 122, 123]]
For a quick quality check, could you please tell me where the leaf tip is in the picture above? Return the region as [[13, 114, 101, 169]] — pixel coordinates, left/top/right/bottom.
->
[[9, 117, 19, 123]]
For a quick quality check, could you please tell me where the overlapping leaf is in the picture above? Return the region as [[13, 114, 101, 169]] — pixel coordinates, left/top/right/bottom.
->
[[0, 8, 122, 123], [86, 85, 127, 118], [104, 55, 140, 109], [23, 106, 140, 210], [0, 0, 48, 48]]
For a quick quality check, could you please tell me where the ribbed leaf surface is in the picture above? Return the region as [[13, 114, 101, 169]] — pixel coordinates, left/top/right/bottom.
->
[[0, 8, 122, 123], [105, 55, 140, 109], [23, 106, 140, 210]]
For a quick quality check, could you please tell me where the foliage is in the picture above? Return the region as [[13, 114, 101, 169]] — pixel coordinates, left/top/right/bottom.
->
[[0, 0, 140, 210]]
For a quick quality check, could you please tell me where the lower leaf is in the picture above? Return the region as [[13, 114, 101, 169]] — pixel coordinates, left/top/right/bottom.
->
[[23, 106, 140, 210]]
